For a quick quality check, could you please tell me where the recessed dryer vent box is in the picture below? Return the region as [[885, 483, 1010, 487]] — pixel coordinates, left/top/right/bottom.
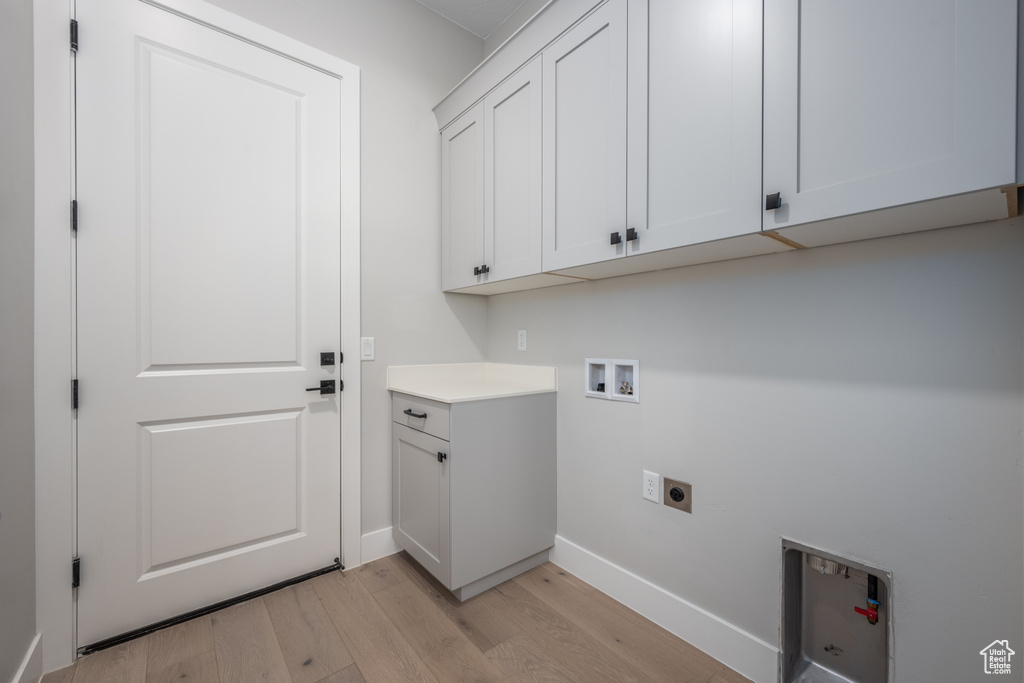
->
[[781, 539, 893, 683], [585, 359, 639, 402]]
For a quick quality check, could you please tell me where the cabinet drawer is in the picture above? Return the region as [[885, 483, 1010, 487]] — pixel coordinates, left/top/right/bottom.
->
[[392, 394, 450, 441]]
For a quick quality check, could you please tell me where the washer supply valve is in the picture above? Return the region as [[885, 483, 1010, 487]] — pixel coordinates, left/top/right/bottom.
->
[[854, 574, 880, 625]]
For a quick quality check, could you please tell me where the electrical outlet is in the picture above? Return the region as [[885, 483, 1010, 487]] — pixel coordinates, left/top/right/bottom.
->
[[643, 470, 660, 503], [663, 478, 692, 513], [517, 329, 527, 351]]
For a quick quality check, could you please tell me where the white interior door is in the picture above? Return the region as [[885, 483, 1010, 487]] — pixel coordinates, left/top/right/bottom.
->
[[76, 0, 345, 646]]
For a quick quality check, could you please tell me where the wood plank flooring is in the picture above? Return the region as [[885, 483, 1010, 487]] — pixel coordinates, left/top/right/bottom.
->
[[43, 553, 751, 683]]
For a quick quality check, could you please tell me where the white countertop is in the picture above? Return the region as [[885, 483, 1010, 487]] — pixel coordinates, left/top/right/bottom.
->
[[387, 362, 557, 403]]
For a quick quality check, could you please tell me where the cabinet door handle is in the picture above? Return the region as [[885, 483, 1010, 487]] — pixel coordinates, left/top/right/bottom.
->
[[480, 264, 489, 274], [437, 451, 447, 463], [626, 227, 638, 242], [403, 408, 427, 419], [610, 231, 622, 245], [473, 266, 480, 275], [766, 192, 782, 210]]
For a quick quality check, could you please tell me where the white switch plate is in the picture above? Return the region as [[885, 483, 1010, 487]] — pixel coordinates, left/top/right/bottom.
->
[[360, 337, 375, 361], [517, 329, 527, 351], [643, 470, 660, 503]]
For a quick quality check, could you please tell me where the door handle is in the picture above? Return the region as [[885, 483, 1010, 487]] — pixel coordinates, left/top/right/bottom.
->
[[610, 231, 622, 245], [626, 227, 638, 242], [306, 380, 336, 395]]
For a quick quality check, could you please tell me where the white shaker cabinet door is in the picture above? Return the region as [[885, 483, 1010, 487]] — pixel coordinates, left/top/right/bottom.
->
[[392, 424, 451, 586], [763, 0, 1017, 231], [441, 104, 485, 291], [638, 0, 763, 251], [541, 0, 628, 271], [484, 58, 543, 283]]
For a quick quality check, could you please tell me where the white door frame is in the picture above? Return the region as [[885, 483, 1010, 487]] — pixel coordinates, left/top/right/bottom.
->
[[33, 0, 361, 669]]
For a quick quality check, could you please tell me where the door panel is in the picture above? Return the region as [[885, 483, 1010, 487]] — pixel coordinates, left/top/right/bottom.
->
[[392, 424, 450, 586], [76, 0, 342, 645], [642, 0, 762, 249], [141, 411, 301, 571], [142, 42, 301, 368], [763, 0, 1017, 229], [441, 105, 485, 291], [485, 57, 542, 282], [541, 0, 627, 271]]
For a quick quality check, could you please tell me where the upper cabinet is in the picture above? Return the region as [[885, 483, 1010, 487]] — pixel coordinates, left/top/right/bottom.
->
[[435, 0, 1020, 295], [763, 0, 1018, 233], [441, 103, 484, 292], [486, 59, 544, 284], [541, 0, 768, 274], [639, 0, 763, 252], [443, 58, 567, 294], [540, 0, 628, 272]]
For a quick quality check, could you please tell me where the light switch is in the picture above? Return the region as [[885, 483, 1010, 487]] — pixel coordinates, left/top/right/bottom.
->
[[360, 337, 375, 361]]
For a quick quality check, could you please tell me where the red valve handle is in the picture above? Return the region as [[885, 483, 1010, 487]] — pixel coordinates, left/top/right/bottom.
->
[[854, 606, 878, 620]]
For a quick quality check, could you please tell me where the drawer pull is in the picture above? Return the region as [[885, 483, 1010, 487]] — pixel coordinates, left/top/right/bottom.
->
[[403, 408, 427, 419], [437, 452, 447, 463]]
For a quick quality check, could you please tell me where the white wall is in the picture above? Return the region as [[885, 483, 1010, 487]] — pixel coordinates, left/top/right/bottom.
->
[[0, 0, 38, 679], [485, 218, 1024, 681], [201, 0, 487, 538]]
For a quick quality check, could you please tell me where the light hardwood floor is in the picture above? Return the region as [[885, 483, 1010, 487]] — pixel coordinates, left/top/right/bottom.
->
[[43, 552, 751, 683]]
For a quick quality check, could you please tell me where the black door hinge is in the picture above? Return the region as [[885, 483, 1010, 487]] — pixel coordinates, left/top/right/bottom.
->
[[72, 557, 81, 588], [72, 379, 79, 410], [70, 19, 79, 53], [71, 199, 78, 233]]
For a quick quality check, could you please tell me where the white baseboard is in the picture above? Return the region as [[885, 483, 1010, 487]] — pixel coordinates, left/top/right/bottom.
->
[[12, 633, 41, 683], [360, 526, 401, 565], [551, 535, 778, 683]]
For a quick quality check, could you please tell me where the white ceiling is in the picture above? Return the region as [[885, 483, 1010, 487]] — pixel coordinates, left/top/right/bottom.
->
[[416, 0, 529, 39]]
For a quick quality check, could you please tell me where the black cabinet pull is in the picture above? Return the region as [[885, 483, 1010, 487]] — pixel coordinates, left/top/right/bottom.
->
[[437, 452, 447, 463], [626, 227, 638, 242], [473, 266, 481, 275], [403, 408, 427, 419], [306, 380, 336, 395], [766, 192, 782, 210], [610, 231, 622, 245], [480, 264, 489, 274]]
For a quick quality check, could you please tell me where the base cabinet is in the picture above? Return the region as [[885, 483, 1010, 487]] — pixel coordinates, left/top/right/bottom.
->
[[391, 391, 556, 600]]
